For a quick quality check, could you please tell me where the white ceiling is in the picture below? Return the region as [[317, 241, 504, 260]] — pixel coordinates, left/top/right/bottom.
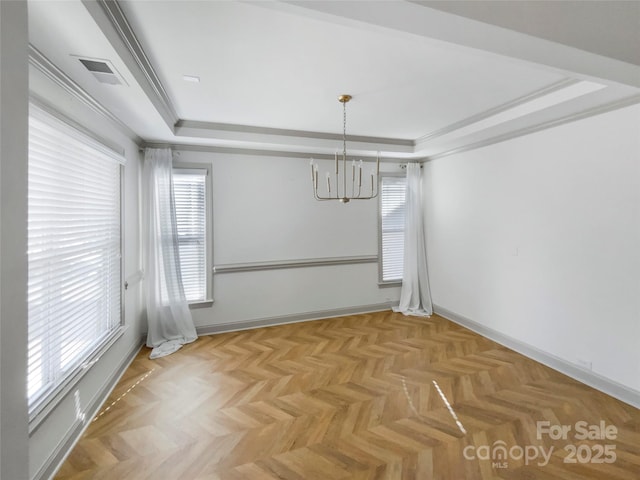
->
[[27, 0, 640, 160], [417, 0, 640, 66]]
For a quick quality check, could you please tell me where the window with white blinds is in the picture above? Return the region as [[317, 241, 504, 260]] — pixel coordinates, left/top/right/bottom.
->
[[380, 175, 407, 282], [27, 105, 123, 413], [173, 170, 207, 303]]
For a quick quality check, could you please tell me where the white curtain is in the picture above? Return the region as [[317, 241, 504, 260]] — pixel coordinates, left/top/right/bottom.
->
[[142, 147, 197, 359], [393, 163, 433, 317]]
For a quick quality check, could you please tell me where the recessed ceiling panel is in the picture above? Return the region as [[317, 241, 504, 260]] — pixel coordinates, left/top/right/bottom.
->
[[118, 0, 567, 138]]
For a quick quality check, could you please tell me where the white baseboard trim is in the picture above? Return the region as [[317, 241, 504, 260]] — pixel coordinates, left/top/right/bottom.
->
[[196, 302, 396, 336], [34, 337, 144, 480], [434, 304, 640, 409]]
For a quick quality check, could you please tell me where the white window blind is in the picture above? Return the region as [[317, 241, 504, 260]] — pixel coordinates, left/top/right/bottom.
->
[[28, 105, 123, 413], [173, 170, 207, 303], [380, 175, 407, 282]]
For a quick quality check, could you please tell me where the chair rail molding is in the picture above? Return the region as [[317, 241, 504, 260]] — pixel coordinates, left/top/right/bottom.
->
[[213, 255, 378, 274]]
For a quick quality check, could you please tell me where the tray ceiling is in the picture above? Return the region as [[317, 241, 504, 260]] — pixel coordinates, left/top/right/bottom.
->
[[27, 0, 640, 160]]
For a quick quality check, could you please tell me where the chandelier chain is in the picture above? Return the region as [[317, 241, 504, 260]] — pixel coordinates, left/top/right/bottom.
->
[[343, 101, 347, 159], [343, 100, 347, 195]]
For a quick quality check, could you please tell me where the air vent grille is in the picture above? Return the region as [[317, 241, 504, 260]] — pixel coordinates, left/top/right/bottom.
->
[[79, 59, 113, 74], [75, 56, 127, 86]]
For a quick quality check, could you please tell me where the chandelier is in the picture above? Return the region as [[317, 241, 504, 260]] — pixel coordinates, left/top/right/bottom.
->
[[310, 95, 380, 203]]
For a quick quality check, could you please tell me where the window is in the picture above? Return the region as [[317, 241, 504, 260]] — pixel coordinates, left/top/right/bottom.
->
[[27, 104, 124, 414], [379, 175, 407, 283], [173, 169, 208, 303]]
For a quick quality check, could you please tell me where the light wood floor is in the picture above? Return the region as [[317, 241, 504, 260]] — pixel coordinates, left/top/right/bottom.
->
[[55, 311, 640, 479]]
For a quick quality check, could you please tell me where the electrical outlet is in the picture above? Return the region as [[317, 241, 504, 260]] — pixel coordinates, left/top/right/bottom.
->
[[576, 358, 592, 370]]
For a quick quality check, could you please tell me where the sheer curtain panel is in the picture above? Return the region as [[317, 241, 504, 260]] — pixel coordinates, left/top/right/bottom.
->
[[142, 148, 197, 359], [393, 163, 433, 317]]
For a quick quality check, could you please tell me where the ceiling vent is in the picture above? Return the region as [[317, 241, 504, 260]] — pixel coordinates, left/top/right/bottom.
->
[[75, 56, 127, 86]]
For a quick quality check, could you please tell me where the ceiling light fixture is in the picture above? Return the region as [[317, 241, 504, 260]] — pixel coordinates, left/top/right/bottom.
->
[[310, 95, 379, 203]]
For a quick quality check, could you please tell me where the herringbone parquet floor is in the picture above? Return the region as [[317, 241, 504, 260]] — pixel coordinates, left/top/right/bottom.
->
[[55, 311, 640, 479]]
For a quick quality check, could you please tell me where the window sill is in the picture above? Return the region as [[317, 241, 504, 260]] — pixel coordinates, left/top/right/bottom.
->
[[378, 281, 402, 288], [188, 299, 214, 309], [28, 325, 127, 434]]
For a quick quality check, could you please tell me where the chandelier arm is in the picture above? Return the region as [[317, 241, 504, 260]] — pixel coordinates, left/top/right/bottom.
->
[[347, 195, 377, 200], [334, 152, 339, 200], [313, 166, 318, 194], [313, 183, 334, 200]]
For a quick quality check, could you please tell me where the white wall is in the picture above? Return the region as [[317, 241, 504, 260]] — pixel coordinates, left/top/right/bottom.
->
[[27, 63, 144, 478], [0, 2, 29, 478], [424, 104, 640, 393], [175, 150, 401, 330]]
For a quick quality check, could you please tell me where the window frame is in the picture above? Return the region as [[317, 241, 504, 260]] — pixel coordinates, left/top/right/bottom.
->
[[27, 99, 126, 430], [172, 162, 213, 307], [378, 172, 406, 286]]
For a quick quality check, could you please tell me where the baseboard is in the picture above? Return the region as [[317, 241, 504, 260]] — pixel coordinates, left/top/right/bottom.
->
[[34, 337, 144, 480], [196, 302, 396, 336], [433, 304, 640, 409]]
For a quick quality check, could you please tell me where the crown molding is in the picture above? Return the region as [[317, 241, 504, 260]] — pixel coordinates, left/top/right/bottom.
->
[[426, 93, 640, 161], [28, 44, 141, 143], [415, 78, 580, 146], [85, 0, 179, 130], [174, 119, 416, 155], [146, 143, 341, 160], [147, 93, 640, 164], [175, 119, 414, 147], [141, 141, 417, 162]]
